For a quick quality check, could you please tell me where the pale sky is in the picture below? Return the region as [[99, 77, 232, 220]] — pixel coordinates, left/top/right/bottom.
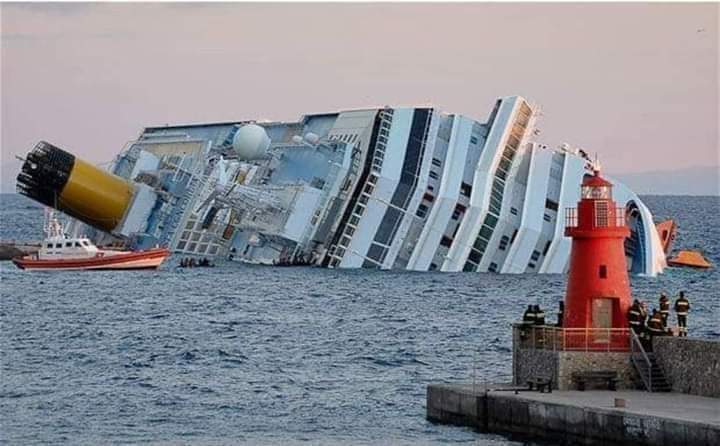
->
[[1, 2, 718, 192]]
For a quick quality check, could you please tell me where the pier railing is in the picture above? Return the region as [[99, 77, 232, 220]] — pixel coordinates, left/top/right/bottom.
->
[[514, 324, 631, 352], [629, 329, 653, 391]]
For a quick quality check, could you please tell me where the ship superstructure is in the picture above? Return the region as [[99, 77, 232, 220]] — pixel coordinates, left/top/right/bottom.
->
[[17, 96, 667, 275]]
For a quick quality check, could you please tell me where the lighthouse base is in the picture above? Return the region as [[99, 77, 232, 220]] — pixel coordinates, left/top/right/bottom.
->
[[512, 349, 636, 391], [512, 325, 636, 390]]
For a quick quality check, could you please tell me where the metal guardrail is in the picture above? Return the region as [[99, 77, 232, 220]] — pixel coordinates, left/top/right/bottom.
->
[[630, 329, 653, 391], [514, 324, 631, 352], [565, 207, 626, 229]]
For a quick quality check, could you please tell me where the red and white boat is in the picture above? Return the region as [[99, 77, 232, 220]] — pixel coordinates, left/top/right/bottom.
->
[[12, 210, 170, 271]]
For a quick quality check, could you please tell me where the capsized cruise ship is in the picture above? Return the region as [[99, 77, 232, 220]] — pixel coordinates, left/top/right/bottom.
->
[[16, 96, 667, 275]]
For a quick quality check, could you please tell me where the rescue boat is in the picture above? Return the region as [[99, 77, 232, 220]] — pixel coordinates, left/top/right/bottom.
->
[[12, 209, 170, 271], [666, 250, 713, 270]]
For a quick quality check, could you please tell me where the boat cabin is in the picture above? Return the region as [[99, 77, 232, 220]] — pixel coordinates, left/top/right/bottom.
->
[[38, 237, 99, 260]]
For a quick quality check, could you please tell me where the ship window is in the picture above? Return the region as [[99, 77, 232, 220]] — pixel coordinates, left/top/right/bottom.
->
[[346, 227, 355, 236], [349, 215, 360, 226], [460, 182, 472, 197], [440, 236, 453, 247], [485, 214, 499, 228], [488, 262, 498, 272], [359, 194, 369, 205], [182, 231, 191, 240], [545, 199, 559, 211], [340, 236, 351, 247], [177, 241, 187, 250], [429, 170, 439, 180], [451, 209, 461, 220], [209, 246, 219, 255], [463, 262, 476, 272], [82, 240, 90, 246], [65, 242, 72, 248], [543, 214, 552, 222], [429, 263, 438, 271], [191, 232, 201, 242], [432, 158, 442, 167], [428, 184, 435, 192], [543, 240, 552, 256], [528, 262, 536, 269], [510, 207, 518, 216], [499, 235, 509, 251], [599, 265, 607, 279], [470, 136, 479, 145], [531, 250, 541, 261], [416, 204, 429, 218], [188, 243, 197, 251], [74, 242, 81, 248], [479, 226, 493, 240], [468, 249, 482, 264]]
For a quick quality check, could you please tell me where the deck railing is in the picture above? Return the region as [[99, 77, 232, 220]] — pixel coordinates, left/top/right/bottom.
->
[[514, 324, 631, 352]]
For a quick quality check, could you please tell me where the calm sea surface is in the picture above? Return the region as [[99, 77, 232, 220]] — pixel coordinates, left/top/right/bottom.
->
[[1, 194, 718, 445]]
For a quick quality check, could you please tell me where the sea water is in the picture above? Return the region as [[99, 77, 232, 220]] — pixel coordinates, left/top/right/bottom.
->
[[1, 194, 718, 445]]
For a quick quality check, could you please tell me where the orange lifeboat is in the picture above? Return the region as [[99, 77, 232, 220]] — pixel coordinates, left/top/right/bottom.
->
[[667, 250, 712, 269]]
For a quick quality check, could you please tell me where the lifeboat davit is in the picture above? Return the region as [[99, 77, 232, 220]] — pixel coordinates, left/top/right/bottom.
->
[[12, 209, 170, 271], [655, 219, 677, 256]]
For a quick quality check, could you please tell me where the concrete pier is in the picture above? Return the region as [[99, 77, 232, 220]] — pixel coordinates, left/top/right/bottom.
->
[[427, 383, 720, 445]]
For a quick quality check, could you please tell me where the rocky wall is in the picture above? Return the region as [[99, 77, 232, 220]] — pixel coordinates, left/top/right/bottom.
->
[[653, 337, 720, 398]]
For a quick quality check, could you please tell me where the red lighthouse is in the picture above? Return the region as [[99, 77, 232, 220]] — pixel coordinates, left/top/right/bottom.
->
[[563, 170, 631, 330]]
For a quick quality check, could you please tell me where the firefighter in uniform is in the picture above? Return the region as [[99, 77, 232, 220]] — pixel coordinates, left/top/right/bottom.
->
[[628, 299, 643, 335], [520, 305, 536, 342], [532, 304, 546, 347], [533, 305, 546, 326], [659, 293, 670, 327], [675, 291, 691, 337], [647, 309, 665, 338], [556, 301, 564, 327]]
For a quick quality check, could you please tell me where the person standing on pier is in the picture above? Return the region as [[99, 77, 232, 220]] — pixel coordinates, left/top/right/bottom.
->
[[520, 305, 535, 341], [675, 292, 691, 336], [659, 293, 670, 327], [533, 305, 546, 326], [628, 299, 643, 334], [647, 310, 665, 337]]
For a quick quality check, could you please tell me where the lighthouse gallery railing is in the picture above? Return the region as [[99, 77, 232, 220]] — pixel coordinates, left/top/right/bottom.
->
[[565, 207, 627, 229], [514, 324, 631, 352]]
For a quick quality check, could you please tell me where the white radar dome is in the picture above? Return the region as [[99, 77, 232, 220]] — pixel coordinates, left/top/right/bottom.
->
[[304, 132, 320, 145], [232, 124, 271, 160], [291, 135, 304, 144]]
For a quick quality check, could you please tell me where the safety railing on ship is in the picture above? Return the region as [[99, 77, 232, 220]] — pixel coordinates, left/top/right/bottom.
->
[[513, 324, 631, 352]]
